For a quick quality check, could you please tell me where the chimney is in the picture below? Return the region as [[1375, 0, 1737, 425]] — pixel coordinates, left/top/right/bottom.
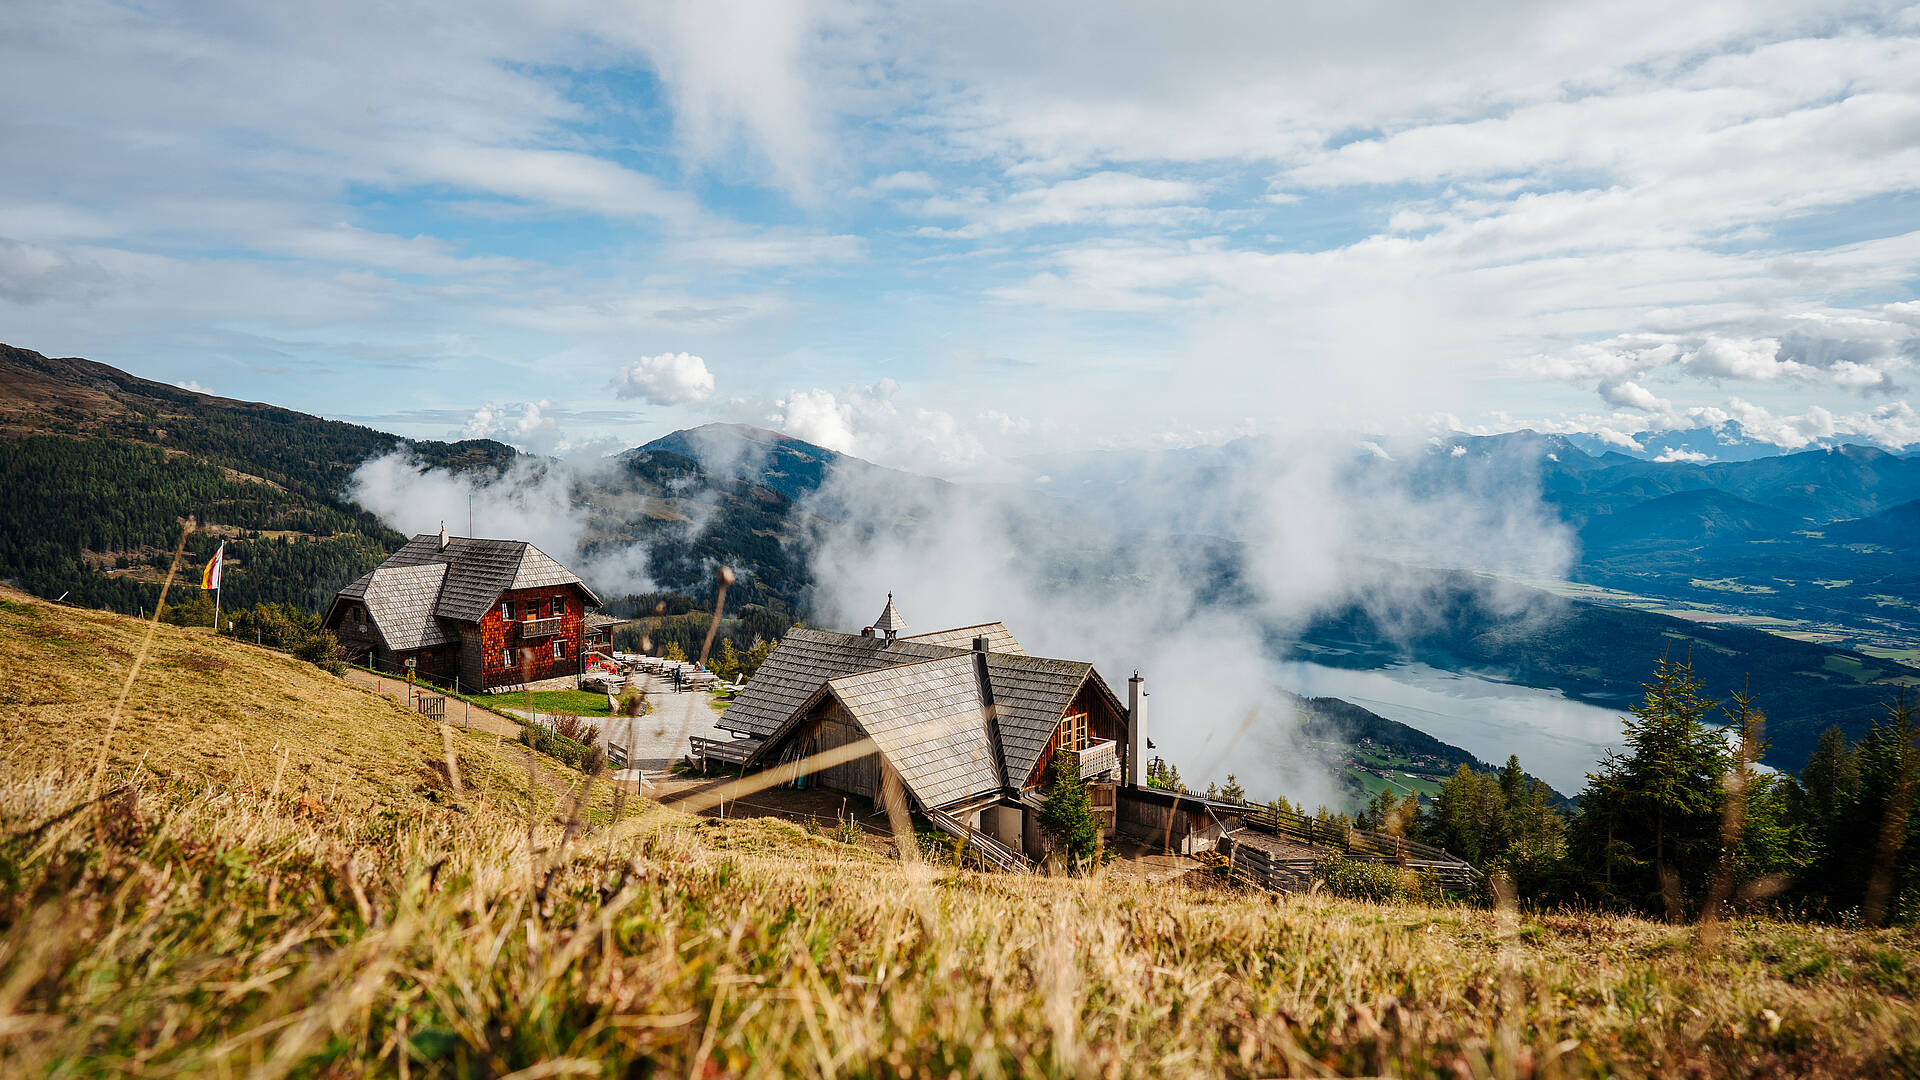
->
[[1127, 670, 1145, 788], [973, 637, 1005, 789], [438, 522, 450, 550]]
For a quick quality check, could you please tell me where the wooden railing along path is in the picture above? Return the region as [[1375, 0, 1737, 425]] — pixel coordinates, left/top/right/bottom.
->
[[923, 806, 1033, 874], [1206, 797, 1481, 892]]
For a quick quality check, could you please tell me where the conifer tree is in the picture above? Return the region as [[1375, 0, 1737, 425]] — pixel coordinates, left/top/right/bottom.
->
[[1571, 654, 1732, 918], [1218, 774, 1247, 804], [1038, 755, 1103, 872]]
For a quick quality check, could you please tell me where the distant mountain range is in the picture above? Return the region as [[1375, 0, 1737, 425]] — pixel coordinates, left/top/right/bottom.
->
[[1421, 432, 1920, 653]]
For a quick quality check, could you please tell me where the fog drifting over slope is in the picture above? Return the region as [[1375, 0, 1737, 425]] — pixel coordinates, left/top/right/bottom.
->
[[798, 436, 1575, 805], [344, 429, 1577, 806]]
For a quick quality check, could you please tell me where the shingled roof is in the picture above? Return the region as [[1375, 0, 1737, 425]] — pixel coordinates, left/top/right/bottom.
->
[[336, 562, 459, 651], [720, 627, 955, 740], [827, 655, 1002, 809], [727, 604, 1128, 810], [870, 593, 907, 635], [901, 621, 1026, 655], [377, 535, 601, 623], [330, 535, 601, 650]]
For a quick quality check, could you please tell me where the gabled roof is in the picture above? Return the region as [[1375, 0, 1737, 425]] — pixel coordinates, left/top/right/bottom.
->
[[335, 562, 459, 651], [728, 616, 1131, 807], [827, 655, 1001, 809], [719, 627, 955, 739], [377, 535, 601, 623], [900, 621, 1026, 655], [981, 653, 1102, 787]]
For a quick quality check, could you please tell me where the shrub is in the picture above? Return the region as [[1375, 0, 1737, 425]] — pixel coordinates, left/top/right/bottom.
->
[[548, 713, 601, 750], [1312, 853, 1443, 905], [519, 724, 603, 773], [291, 629, 344, 675]]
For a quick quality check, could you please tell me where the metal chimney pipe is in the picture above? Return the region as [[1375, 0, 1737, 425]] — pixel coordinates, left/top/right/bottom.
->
[[1127, 670, 1144, 788]]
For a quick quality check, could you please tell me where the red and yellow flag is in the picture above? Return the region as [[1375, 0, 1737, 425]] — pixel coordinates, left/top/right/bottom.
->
[[200, 543, 224, 591]]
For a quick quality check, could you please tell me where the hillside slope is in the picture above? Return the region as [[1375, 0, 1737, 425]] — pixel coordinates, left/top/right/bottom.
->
[[0, 586, 557, 813], [0, 342, 517, 614], [4, 590, 1918, 1077]]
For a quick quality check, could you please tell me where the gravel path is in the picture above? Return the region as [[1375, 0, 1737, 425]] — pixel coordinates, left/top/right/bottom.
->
[[585, 673, 733, 772]]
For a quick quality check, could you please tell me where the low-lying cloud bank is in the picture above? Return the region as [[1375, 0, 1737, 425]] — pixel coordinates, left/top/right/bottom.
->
[[344, 428, 1578, 807], [799, 434, 1574, 806], [345, 450, 659, 600]]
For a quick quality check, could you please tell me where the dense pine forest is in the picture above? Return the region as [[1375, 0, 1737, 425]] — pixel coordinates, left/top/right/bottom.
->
[[0, 344, 518, 616]]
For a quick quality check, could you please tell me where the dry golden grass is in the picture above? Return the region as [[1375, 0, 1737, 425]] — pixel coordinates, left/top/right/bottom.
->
[[0, 588, 576, 816], [3, 593, 1919, 1078]]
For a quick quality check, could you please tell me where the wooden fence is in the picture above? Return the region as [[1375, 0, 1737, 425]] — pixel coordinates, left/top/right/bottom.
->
[[1207, 798, 1482, 891], [923, 806, 1032, 874]]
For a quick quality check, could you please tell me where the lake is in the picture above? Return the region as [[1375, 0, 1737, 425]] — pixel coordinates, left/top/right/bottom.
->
[[1272, 660, 1631, 794]]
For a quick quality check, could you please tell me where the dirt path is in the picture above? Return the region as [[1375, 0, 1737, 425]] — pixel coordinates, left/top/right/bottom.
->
[[341, 667, 520, 738]]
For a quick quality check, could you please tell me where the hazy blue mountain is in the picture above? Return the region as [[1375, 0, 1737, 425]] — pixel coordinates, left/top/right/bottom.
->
[[1575, 488, 1810, 557], [1824, 498, 1920, 547]]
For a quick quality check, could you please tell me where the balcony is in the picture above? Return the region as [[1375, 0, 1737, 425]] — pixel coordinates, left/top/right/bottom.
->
[[518, 616, 565, 639], [1060, 738, 1120, 782]]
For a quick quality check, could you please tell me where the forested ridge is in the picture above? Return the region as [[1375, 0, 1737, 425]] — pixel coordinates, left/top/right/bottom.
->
[[0, 344, 516, 614]]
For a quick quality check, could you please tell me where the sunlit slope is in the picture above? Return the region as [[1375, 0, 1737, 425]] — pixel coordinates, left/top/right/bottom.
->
[[0, 586, 538, 811]]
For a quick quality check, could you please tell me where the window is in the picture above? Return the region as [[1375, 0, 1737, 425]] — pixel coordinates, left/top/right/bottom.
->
[[500, 600, 513, 621], [1061, 712, 1089, 752], [500, 649, 511, 669], [551, 640, 564, 660], [555, 595, 567, 616]]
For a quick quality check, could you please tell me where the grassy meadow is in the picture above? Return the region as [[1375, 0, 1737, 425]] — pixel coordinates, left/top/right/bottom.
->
[[3, 591, 1919, 1077]]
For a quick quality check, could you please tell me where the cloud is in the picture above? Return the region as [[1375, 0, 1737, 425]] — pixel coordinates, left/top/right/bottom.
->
[[920, 171, 1207, 236], [345, 450, 656, 597], [611, 352, 717, 405], [767, 380, 992, 474], [459, 400, 565, 454], [1597, 378, 1676, 421], [1654, 447, 1710, 463], [796, 428, 1575, 799]]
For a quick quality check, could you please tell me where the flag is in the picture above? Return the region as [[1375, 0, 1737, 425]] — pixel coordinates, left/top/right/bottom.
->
[[201, 543, 224, 591]]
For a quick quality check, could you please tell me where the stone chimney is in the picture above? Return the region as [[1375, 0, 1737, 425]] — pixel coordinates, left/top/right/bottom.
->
[[438, 522, 450, 551], [1127, 670, 1145, 788]]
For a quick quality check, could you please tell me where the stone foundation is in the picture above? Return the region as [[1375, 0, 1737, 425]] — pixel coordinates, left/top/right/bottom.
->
[[486, 674, 578, 695]]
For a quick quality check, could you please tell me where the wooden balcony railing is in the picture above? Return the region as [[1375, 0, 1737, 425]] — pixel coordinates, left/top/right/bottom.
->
[[518, 616, 564, 638], [1061, 738, 1120, 782]]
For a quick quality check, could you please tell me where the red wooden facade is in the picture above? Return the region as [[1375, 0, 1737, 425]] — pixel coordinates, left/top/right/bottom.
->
[[467, 585, 591, 690]]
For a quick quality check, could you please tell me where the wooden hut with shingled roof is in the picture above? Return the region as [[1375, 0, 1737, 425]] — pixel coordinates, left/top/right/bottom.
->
[[713, 595, 1137, 862], [323, 526, 601, 692]]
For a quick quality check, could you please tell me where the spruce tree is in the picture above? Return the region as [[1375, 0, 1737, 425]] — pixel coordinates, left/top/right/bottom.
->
[[1038, 755, 1103, 872], [1571, 654, 1732, 918]]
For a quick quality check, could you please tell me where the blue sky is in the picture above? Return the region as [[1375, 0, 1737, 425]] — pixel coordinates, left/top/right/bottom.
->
[[4, 0, 1920, 476]]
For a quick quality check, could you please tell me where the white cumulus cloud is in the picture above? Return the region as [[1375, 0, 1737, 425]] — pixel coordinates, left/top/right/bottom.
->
[[611, 352, 716, 405]]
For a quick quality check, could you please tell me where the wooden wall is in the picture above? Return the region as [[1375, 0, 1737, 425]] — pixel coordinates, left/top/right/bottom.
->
[[1025, 677, 1129, 789], [804, 700, 881, 799], [477, 584, 590, 690]]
